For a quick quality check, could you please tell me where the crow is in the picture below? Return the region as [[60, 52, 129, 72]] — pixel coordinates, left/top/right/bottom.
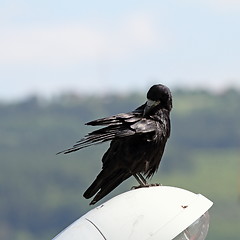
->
[[58, 84, 172, 205]]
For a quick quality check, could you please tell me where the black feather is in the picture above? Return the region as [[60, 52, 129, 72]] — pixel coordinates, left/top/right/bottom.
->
[[58, 84, 172, 204]]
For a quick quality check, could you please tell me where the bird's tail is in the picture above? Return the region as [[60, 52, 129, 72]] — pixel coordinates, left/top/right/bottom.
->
[[83, 169, 131, 205]]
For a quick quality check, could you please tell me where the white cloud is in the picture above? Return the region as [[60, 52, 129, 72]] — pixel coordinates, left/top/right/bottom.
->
[[218, 0, 240, 5], [0, 12, 166, 65], [211, 0, 240, 11], [189, 0, 240, 12]]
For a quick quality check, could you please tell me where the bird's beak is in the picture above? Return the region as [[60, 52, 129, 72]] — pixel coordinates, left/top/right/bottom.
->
[[144, 99, 160, 116]]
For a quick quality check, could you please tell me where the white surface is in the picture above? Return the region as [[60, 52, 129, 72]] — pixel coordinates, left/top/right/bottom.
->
[[53, 186, 213, 240], [53, 217, 105, 240]]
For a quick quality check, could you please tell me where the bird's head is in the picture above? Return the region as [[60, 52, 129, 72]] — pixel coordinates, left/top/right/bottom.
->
[[144, 84, 172, 116]]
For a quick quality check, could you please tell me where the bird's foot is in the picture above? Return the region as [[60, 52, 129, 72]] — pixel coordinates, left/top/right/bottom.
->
[[149, 183, 163, 187], [131, 185, 145, 190], [131, 183, 162, 190]]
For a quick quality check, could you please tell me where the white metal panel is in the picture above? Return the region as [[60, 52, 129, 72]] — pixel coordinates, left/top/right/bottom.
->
[[53, 186, 213, 240]]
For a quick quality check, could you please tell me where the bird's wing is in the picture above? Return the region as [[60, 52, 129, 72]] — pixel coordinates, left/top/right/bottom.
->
[[86, 112, 141, 126], [57, 113, 156, 154]]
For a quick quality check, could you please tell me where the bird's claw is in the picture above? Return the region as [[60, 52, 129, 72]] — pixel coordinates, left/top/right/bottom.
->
[[131, 183, 162, 190]]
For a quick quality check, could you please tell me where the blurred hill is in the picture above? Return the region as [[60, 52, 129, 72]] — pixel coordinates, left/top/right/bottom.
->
[[0, 89, 240, 240]]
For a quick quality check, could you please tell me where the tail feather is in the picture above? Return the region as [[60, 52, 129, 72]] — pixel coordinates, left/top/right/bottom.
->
[[83, 169, 131, 205], [83, 171, 105, 199]]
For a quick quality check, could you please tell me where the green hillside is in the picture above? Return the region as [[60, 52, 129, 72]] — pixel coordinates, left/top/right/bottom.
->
[[0, 89, 239, 240]]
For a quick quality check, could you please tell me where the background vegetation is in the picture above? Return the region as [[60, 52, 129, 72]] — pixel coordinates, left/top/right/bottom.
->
[[0, 89, 239, 240]]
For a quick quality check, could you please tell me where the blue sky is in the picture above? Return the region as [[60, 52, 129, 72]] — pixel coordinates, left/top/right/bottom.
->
[[1, 0, 240, 100]]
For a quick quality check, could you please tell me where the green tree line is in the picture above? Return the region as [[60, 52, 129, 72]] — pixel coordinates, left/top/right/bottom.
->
[[0, 89, 239, 240]]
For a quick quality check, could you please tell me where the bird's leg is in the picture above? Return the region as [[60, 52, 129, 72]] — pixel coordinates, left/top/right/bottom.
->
[[133, 173, 146, 186], [132, 173, 149, 189], [132, 173, 162, 190], [137, 173, 147, 185]]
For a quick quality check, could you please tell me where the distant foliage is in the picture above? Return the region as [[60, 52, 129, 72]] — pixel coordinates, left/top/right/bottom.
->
[[0, 89, 239, 240]]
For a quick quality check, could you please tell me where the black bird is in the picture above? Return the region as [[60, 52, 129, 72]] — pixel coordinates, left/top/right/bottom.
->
[[58, 84, 172, 205]]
